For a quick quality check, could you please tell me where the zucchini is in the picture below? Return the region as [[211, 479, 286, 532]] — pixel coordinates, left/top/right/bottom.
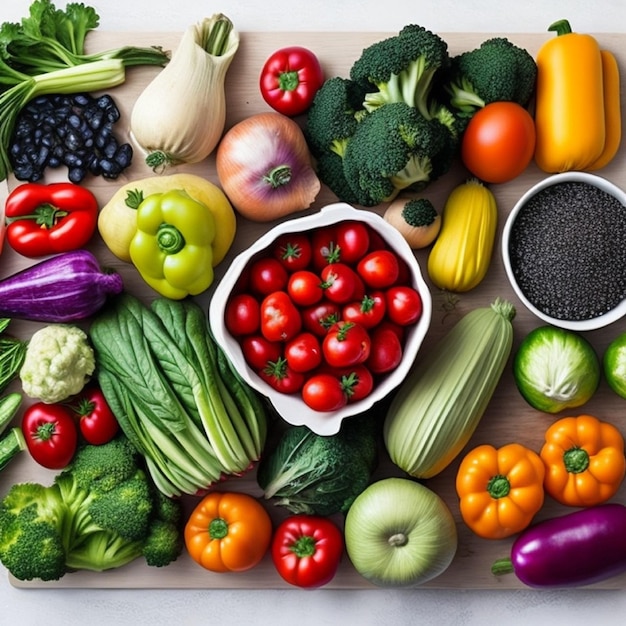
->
[[383, 298, 516, 479]]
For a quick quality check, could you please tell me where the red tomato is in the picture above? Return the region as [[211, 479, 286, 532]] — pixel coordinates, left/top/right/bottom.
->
[[287, 270, 324, 307], [366, 325, 403, 374], [271, 515, 344, 588], [248, 257, 289, 295], [259, 358, 305, 394], [334, 364, 374, 402], [321, 263, 362, 304], [357, 250, 400, 289], [259, 46, 324, 117], [334, 221, 370, 264], [342, 291, 386, 329], [301, 373, 347, 411], [225, 293, 260, 337], [385, 285, 423, 326], [260, 291, 302, 342], [22, 402, 78, 469], [311, 225, 339, 268], [70, 385, 119, 445], [240, 334, 282, 370], [272, 233, 313, 272], [301, 301, 341, 337], [323, 321, 371, 368], [461, 101, 536, 184], [285, 332, 323, 373]]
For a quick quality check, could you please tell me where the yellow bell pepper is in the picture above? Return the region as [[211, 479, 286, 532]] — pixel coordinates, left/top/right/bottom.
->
[[129, 189, 216, 299], [534, 19, 607, 172], [455, 443, 545, 540], [98, 173, 236, 264], [540, 414, 626, 507]]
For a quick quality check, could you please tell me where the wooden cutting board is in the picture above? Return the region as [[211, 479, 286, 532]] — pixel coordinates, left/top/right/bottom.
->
[[3, 29, 626, 590]]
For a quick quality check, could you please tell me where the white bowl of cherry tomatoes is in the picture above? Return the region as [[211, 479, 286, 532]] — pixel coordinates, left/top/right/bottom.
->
[[209, 202, 432, 435]]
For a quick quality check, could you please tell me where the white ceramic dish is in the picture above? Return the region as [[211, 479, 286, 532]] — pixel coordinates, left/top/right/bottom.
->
[[502, 171, 626, 332], [209, 202, 432, 435]]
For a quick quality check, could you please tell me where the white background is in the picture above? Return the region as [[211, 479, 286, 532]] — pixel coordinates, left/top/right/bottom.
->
[[2, 1, 626, 624]]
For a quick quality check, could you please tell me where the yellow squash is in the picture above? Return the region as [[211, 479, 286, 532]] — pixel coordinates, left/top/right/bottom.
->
[[98, 173, 236, 264], [534, 19, 607, 172], [427, 178, 497, 293]]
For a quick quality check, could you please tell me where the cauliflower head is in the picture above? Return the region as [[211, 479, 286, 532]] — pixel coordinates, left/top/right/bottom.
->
[[20, 325, 96, 404]]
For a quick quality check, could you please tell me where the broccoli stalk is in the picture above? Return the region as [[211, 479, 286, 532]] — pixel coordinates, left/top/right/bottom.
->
[[0, 435, 183, 581]]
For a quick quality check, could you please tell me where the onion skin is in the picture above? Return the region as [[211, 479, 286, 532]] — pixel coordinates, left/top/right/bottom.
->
[[0, 250, 123, 322], [494, 503, 626, 588], [216, 112, 321, 221]]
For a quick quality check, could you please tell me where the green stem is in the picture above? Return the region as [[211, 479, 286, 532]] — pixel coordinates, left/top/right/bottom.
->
[[209, 518, 229, 540], [202, 15, 234, 55], [487, 475, 511, 499], [563, 447, 590, 474], [156, 223, 186, 254], [263, 165, 292, 189], [548, 19, 573, 36]]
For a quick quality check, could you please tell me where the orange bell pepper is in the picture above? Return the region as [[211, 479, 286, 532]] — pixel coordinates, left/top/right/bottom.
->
[[455, 443, 545, 539], [540, 414, 626, 507], [184, 491, 273, 572]]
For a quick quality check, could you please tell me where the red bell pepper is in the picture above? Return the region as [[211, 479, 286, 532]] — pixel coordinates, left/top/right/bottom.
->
[[5, 182, 98, 257], [259, 46, 324, 116], [271, 514, 343, 588]]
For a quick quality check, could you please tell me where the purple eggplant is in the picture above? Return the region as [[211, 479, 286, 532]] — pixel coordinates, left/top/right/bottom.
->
[[0, 250, 123, 322], [492, 503, 626, 588]]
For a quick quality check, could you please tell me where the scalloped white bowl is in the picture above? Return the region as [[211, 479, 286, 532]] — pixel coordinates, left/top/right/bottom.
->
[[209, 202, 432, 435], [502, 171, 626, 332]]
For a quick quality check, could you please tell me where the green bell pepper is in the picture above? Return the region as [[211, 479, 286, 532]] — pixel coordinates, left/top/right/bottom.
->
[[129, 189, 216, 299]]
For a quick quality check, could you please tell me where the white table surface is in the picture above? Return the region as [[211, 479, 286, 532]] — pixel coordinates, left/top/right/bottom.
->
[[2, 0, 626, 624]]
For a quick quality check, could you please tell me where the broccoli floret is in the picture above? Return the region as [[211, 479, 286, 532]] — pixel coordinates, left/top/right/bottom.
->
[[342, 101, 455, 205], [401, 198, 439, 227], [350, 24, 451, 118], [256, 416, 378, 516], [446, 37, 537, 116], [0, 435, 183, 581]]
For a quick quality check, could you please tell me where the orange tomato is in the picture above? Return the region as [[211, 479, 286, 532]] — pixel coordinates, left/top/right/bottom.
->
[[184, 491, 273, 572], [461, 101, 536, 184]]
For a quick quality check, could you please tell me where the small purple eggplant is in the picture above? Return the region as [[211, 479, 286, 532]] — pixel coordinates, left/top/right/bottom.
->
[[492, 503, 626, 588], [0, 250, 123, 322]]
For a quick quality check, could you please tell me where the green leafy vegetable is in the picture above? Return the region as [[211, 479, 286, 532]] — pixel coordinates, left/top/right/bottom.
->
[[0, 319, 27, 394], [0, 0, 170, 181]]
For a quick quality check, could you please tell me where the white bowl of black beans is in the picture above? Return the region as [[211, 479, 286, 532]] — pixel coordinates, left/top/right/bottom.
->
[[502, 171, 626, 331]]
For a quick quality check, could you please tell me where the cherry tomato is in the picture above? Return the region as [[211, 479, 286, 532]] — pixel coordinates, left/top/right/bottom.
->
[[342, 291, 386, 329], [272, 233, 313, 272], [225, 293, 260, 337], [259, 46, 324, 117], [366, 325, 403, 374], [260, 291, 302, 342], [70, 385, 119, 445], [285, 332, 323, 373], [288, 270, 324, 307], [248, 257, 289, 296], [301, 373, 347, 411], [334, 364, 374, 402], [357, 250, 400, 289], [323, 321, 371, 368], [259, 358, 305, 394], [22, 402, 78, 469], [385, 285, 423, 326], [461, 101, 536, 184], [301, 301, 341, 337], [321, 263, 362, 304], [334, 221, 370, 264], [240, 334, 282, 371], [311, 225, 339, 268]]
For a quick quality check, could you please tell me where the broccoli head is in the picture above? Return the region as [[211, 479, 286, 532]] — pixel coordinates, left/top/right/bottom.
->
[[350, 24, 451, 118], [256, 415, 378, 516], [342, 101, 456, 205], [446, 37, 537, 116], [0, 435, 183, 581]]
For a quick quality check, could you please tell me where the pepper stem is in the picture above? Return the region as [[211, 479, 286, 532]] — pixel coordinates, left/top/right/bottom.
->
[[563, 446, 590, 474], [209, 518, 229, 540], [291, 535, 317, 559], [263, 165, 292, 189], [156, 223, 186, 254], [8, 204, 68, 228], [487, 474, 511, 499], [548, 19, 573, 36]]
